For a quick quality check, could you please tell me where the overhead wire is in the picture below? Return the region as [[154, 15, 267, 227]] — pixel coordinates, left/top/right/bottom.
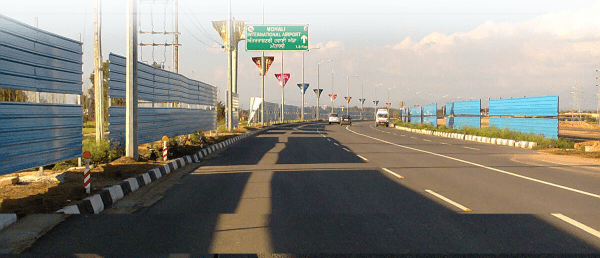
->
[[178, 0, 223, 47], [166, 5, 222, 49]]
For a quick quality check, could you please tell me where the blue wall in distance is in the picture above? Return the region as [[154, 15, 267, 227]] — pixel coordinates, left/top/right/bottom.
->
[[489, 117, 558, 139]]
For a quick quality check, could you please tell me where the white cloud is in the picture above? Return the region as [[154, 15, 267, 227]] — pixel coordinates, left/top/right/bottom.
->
[[361, 3, 600, 109]]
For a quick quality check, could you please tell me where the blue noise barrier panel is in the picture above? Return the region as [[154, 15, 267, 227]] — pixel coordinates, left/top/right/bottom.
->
[[446, 100, 480, 116], [107, 54, 217, 146], [0, 14, 83, 175], [446, 117, 481, 130], [0, 102, 82, 175], [108, 107, 217, 147], [489, 117, 558, 139], [410, 107, 422, 124], [0, 14, 83, 94], [423, 104, 437, 126], [489, 95, 558, 117]]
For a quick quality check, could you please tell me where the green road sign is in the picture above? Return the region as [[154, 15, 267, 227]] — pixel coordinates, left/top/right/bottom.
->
[[246, 24, 309, 51]]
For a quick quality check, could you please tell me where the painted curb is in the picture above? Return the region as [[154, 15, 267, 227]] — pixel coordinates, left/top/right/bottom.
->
[[393, 125, 538, 150], [54, 127, 269, 215]]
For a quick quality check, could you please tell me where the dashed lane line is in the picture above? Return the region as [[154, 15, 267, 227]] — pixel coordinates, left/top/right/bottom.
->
[[425, 189, 472, 212], [357, 155, 369, 162], [343, 148, 351, 152], [552, 213, 600, 239], [382, 168, 404, 179], [346, 126, 600, 200], [463, 146, 480, 151]]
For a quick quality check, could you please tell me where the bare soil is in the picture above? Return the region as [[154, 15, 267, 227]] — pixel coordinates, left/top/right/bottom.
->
[[0, 129, 255, 216]]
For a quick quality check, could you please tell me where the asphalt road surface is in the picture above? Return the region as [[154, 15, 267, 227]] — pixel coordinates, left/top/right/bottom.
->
[[24, 121, 600, 255]]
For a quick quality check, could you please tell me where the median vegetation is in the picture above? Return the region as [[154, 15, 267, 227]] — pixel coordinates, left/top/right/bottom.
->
[[392, 121, 574, 149]]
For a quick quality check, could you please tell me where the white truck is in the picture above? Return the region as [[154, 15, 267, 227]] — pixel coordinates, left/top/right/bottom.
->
[[375, 109, 390, 127]]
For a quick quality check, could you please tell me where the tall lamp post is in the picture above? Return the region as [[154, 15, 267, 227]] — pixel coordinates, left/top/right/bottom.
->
[[316, 59, 332, 120], [360, 79, 371, 119], [387, 86, 396, 112], [346, 75, 359, 116], [374, 83, 383, 118], [331, 68, 344, 113], [300, 47, 320, 121]]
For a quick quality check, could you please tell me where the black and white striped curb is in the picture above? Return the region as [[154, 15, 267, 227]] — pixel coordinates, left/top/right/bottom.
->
[[393, 125, 538, 149], [56, 129, 265, 215]]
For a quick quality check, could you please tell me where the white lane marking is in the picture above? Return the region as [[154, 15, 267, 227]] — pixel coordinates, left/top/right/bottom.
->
[[343, 148, 351, 152], [357, 155, 369, 161], [401, 135, 406, 137], [346, 126, 600, 199], [334, 143, 339, 146], [393, 133, 397, 135], [386, 132, 391, 134], [440, 142, 449, 145], [327, 139, 331, 142], [552, 213, 600, 239], [425, 189, 472, 212], [382, 168, 404, 179], [423, 139, 431, 142], [411, 137, 416, 139], [463, 146, 480, 151]]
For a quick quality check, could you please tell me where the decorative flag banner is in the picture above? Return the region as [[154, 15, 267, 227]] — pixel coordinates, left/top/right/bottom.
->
[[345, 96, 352, 103], [275, 73, 291, 87], [359, 98, 366, 105], [386, 102, 391, 108], [314, 89, 323, 98], [252, 56, 275, 75], [373, 100, 379, 106], [297, 83, 310, 94], [329, 94, 338, 102]]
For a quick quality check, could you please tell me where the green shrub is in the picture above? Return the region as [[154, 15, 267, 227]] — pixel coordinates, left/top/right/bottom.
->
[[83, 138, 123, 164]]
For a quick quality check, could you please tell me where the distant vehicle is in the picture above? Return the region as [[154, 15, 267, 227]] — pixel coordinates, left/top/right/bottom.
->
[[328, 113, 341, 124], [340, 115, 352, 125], [375, 109, 390, 127]]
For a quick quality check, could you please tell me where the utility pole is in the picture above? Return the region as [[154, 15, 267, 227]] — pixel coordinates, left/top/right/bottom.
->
[[174, 0, 179, 73], [281, 52, 284, 123], [94, 0, 104, 143], [126, 0, 139, 160]]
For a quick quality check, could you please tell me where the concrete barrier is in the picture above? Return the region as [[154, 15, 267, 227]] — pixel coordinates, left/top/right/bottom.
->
[[507, 140, 515, 147]]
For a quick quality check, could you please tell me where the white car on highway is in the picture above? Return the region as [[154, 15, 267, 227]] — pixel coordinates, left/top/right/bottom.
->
[[328, 113, 341, 124]]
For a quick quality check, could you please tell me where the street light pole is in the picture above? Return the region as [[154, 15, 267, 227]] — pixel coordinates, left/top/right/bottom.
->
[[331, 68, 344, 113], [361, 79, 371, 120], [374, 83, 383, 119], [387, 86, 396, 111], [346, 75, 358, 116], [317, 59, 332, 120]]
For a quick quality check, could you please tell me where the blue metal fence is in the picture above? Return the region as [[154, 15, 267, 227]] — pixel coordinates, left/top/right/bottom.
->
[[445, 100, 481, 129], [410, 106, 422, 124], [107, 54, 217, 146], [423, 104, 437, 126], [0, 103, 82, 175], [0, 15, 83, 94], [0, 14, 83, 175], [489, 95, 558, 117], [488, 95, 558, 139], [489, 117, 558, 139]]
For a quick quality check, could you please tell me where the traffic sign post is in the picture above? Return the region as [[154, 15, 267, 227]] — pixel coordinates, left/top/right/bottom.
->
[[162, 136, 169, 161], [298, 83, 309, 121], [83, 151, 91, 194], [246, 25, 309, 51]]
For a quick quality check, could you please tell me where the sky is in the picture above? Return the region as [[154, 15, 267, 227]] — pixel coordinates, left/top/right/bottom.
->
[[3, 0, 600, 111]]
